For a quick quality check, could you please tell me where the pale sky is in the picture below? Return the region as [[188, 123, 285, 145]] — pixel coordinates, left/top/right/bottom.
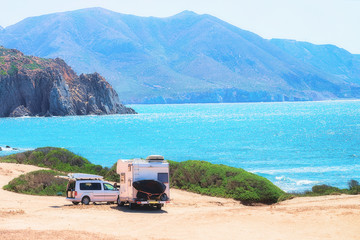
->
[[1, 0, 360, 53]]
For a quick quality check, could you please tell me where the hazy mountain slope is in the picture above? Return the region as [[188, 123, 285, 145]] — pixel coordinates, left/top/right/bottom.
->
[[1, 8, 359, 103], [270, 39, 360, 85]]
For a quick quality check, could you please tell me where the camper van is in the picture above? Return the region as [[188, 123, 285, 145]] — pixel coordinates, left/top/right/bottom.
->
[[116, 155, 170, 210]]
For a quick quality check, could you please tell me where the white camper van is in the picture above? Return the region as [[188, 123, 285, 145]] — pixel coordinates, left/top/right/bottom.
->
[[116, 155, 170, 210]]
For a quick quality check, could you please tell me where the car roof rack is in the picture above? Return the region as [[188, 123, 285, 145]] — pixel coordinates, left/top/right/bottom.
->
[[68, 173, 104, 180]]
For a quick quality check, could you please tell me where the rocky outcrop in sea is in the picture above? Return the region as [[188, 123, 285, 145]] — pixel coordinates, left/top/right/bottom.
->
[[0, 46, 136, 117]]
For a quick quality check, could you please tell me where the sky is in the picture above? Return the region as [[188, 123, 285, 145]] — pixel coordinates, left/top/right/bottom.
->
[[1, 0, 359, 53]]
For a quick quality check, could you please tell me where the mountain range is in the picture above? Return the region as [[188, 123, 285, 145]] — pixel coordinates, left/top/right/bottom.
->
[[1, 7, 360, 103]]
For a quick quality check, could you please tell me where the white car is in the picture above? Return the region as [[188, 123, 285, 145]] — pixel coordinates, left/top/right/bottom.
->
[[66, 173, 119, 205]]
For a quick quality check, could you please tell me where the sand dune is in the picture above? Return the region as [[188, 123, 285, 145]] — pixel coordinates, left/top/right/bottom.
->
[[0, 162, 359, 240]]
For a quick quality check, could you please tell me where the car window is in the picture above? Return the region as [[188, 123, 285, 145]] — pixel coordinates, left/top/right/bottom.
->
[[80, 182, 102, 190], [67, 180, 76, 191], [103, 183, 115, 191]]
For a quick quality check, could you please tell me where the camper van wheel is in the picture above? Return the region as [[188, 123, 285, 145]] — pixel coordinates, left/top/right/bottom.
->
[[156, 204, 162, 210], [82, 196, 90, 205], [129, 203, 136, 209], [72, 201, 79, 205], [117, 198, 125, 206]]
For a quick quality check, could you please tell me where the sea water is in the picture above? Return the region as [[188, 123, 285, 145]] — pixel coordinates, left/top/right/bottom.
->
[[1, 100, 359, 192]]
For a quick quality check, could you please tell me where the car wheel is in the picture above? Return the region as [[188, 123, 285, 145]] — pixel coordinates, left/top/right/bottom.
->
[[156, 204, 162, 210], [72, 201, 79, 205], [82, 196, 90, 205], [129, 203, 136, 209]]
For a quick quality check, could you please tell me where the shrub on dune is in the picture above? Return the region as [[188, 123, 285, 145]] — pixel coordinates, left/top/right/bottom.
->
[[4, 170, 67, 196], [169, 160, 284, 204]]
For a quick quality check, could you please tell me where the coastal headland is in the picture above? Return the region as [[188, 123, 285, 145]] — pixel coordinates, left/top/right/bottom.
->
[[0, 46, 135, 117]]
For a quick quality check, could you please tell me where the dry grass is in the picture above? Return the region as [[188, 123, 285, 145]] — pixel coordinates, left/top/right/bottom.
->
[[0, 167, 13, 176], [0, 229, 130, 240], [0, 209, 25, 217]]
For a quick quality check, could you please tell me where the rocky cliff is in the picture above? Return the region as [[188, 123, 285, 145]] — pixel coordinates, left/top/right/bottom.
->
[[0, 46, 136, 117]]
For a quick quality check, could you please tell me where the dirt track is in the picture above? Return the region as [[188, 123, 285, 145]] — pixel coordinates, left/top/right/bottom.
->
[[1, 162, 360, 240]]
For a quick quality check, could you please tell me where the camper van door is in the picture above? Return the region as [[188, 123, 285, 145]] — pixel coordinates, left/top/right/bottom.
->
[[119, 172, 127, 198]]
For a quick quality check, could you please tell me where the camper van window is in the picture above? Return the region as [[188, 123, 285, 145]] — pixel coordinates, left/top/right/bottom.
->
[[80, 183, 102, 191], [158, 173, 169, 183], [128, 164, 131, 171], [120, 173, 125, 183]]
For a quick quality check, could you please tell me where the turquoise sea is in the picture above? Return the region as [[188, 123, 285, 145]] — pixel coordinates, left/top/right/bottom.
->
[[1, 100, 360, 192]]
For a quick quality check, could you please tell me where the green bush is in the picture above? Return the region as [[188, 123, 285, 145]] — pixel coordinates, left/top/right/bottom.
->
[[24, 62, 41, 70], [311, 184, 342, 195], [0, 147, 118, 181], [297, 183, 351, 197], [3, 170, 67, 196], [169, 160, 284, 204], [7, 63, 18, 75], [103, 162, 118, 182], [348, 179, 360, 194], [1, 149, 284, 204], [348, 179, 359, 189], [0, 148, 122, 196]]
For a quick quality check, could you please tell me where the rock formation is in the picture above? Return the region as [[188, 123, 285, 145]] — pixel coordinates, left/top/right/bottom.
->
[[0, 46, 136, 117]]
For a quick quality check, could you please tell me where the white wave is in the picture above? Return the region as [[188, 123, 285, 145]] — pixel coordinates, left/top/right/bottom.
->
[[274, 175, 318, 185], [273, 176, 320, 192], [0, 147, 16, 152], [250, 165, 360, 174], [295, 180, 320, 186], [275, 175, 287, 181], [0, 146, 32, 152]]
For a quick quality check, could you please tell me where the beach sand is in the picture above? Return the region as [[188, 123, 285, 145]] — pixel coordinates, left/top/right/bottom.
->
[[0, 162, 359, 240]]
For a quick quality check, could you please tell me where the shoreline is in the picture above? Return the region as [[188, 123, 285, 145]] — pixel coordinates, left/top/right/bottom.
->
[[1, 148, 358, 194], [127, 98, 360, 106], [1, 162, 360, 239], [1, 100, 359, 193]]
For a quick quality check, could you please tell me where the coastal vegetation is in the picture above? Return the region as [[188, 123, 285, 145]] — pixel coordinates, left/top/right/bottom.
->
[[1, 147, 284, 204], [301, 180, 360, 196], [0, 147, 117, 181], [2, 147, 359, 204], [4, 170, 68, 196], [169, 160, 284, 204], [278, 180, 360, 201]]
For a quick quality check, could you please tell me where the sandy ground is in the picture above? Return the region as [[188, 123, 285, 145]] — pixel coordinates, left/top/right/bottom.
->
[[0, 162, 360, 240]]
